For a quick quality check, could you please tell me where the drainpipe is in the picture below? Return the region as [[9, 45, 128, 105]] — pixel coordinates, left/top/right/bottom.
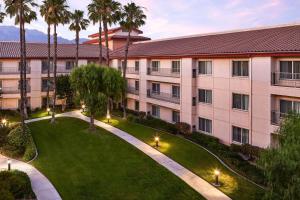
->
[[250, 56, 253, 147]]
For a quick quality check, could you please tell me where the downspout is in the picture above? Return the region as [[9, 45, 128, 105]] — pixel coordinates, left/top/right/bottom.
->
[[250, 56, 253, 147]]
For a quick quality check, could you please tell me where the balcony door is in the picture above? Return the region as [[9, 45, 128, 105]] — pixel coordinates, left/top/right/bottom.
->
[[152, 83, 160, 94], [280, 61, 300, 80], [280, 99, 300, 115]]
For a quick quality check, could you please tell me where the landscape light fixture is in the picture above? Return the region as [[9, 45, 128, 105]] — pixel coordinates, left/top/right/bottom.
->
[[155, 136, 160, 148], [7, 159, 11, 171], [1, 119, 7, 126], [213, 169, 220, 187], [107, 113, 111, 123], [47, 108, 51, 115]]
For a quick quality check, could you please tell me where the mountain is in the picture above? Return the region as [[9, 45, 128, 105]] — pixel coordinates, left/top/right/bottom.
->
[[0, 26, 88, 44]]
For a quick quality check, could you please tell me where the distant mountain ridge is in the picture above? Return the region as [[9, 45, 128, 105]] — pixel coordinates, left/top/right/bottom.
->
[[0, 26, 88, 44]]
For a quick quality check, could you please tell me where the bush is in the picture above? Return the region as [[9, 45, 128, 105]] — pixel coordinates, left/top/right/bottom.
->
[[0, 170, 36, 199], [138, 115, 177, 134], [127, 114, 137, 122], [138, 111, 146, 120], [185, 132, 265, 186], [175, 122, 191, 135]]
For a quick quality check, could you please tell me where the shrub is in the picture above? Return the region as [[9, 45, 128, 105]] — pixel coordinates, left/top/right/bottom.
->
[[127, 114, 137, 122], [138, 115, 177, 134], [175, 122, 191, 135], [138, 111, 146, 120]]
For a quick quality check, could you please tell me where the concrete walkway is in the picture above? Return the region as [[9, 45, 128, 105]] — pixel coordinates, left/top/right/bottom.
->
[[0, 154, 61, 200], [26, 111, 231, 200]]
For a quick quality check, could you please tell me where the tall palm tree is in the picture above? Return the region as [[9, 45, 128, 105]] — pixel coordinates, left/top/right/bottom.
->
[[40, 0, 53, 111], [0, 5, 6, 22], [120, 2, 146, 118], [69, 10, 89, 67], [102, 0, 121, 66], [45, 0, 70, 123], [88, 0, 104, 64], [4, 0, 37, 125]]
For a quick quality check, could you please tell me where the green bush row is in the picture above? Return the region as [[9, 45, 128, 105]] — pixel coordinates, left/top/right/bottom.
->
[[0, 170, 36, 200], [185, 132, 266, 186], [0, 123, 36, 162]]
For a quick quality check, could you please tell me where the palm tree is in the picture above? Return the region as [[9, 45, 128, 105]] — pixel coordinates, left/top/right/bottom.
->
[[45, 0, 71, 123], [40, 0, 53, 111], [4, 0, 37, 125], [120, 2, 146, 118], [88, 0, 104, 64], [0, 5, 6, 22], [102, 0, 121, 66], [69, 10, 89, 67]]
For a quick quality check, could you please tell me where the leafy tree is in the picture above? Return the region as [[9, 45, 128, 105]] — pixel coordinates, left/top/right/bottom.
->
[[259, 113, 300, 200], [4, 0, 37, 128], [69, 10, 89, 67], [70, 64, 106, 130], [45, 0, 71, 123], [0, 5, 6, 23], [102, 67, 124, 118], [56, 75, 73, 111], [40, 0, 53, 110], [88, 0, 104, 64], [120, 2, 146, 118]]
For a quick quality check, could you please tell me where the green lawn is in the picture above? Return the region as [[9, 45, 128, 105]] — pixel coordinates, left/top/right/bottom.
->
[[29, 117, 204, 200], [99, 116, 264, 200]]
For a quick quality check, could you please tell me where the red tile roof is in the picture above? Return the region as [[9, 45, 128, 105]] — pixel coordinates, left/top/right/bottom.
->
[[88, 27, 143, 38], [0, 42, 109, 59], [83, 35, 151, 44], [111, 25, 300, 59]]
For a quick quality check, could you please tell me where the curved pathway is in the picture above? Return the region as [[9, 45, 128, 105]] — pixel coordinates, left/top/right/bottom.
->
[[0, 154, 61, 200], [26, 111, 231, 200]]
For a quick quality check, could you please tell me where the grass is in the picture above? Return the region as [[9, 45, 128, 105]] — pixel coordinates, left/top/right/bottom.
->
[[99, 116, 264, 200], [29, 117, 204, 200]]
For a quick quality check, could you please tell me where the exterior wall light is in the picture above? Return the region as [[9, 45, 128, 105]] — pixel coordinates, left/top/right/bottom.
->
[[213, 169, 220, 187]]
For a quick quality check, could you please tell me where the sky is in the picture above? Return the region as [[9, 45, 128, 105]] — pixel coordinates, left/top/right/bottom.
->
[[1, 0, 300, 40]]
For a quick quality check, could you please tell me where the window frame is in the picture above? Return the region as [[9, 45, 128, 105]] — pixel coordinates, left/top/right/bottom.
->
[[198, 61, 212, 75], [171, 60, 181, 73], [152, 83, 160, 94], [151, 105, 160, 118], [232, 93, 249, 111], [66, 60, 75, 70], [151, 61, 160, 72], [232, 126, 249, 144], [279, 61, 300, 80], [172, 110, 180, 123], [135, 100, 140, 111], [198, 117, 212, 134], [172, 85, 180, 98], [198, 89, 212, 104], [232, 61, 249, 77]]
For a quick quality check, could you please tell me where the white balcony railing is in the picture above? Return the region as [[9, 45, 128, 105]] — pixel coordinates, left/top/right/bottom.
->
[[271, 111, 288, 125], [147, 68, 180, 78], [271, 72, 300, 88], [0, 67, 31, 75], [127, 86, 139, 95], [0, 86, 31, 94], [147, 89, 180, 104]]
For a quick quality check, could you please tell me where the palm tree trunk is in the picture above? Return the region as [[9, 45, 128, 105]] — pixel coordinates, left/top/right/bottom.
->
[[76, 30, 79, 67], [122, 31, 131, 118], [98, 19, 103, 64], [46, 23, 51, 109], [22, 22, 28, 119], [103, 21, 109, 66], [51, 24, 57, 123], [19, 1, 25, 131]]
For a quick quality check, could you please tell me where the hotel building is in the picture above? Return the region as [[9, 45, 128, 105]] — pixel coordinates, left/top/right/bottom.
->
[[1, 24, 300, 148]]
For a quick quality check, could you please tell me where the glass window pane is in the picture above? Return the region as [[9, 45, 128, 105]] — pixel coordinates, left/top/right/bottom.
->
[[243, 95, 249, 110], [206, 61, 212, 74], [242, 129, 249, 144], [280, 100, 293, 114]]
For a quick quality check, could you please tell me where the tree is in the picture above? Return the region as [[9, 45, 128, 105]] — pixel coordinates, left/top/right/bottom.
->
[[56, 75, 73, 111], [102, 67, 124, 118], [120, 2, 146, 118], [102, 0, 121, 66], [259, 113, 300, 200], [40, 0, 53, 111], [69, 10, 89, 67], [88, 0, 103, 64], [0, 5, 6, 23], [71, 64, 106, 130], [4, 0, 37, 128], [45, 0, 71, 123]]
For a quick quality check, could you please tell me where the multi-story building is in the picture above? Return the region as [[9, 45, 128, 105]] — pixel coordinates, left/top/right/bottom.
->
[[111, 24, 300, 148], [0, 42, 107, 110]]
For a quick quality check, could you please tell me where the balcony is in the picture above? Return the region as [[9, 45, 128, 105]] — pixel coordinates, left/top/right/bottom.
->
[[147, 68, 180, 78], [42, 66, 73, 74], [0, 67, 31, 75], [271, 72, 300, 88], [41, 86, 54, 92], [127, 86, 139, 95], [147, 89, 180, 104], [271, 111, 287, 125], [0, 86, 31, 94], [118, 67, 139, 75]]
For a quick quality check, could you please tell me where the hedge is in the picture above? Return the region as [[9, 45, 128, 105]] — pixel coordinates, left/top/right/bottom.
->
[[0, 170, 36, 200]]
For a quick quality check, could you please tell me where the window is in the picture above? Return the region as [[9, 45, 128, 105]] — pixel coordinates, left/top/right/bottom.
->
[[41, 79, 53, 91], [66, 61, 75, 70], [135, 80, 139, 91], [18, 61, 29, 72], [152, 83, 160, 94], [280, 99, 300, 114], [280, 61, 300, 79], [198, 61, 212, 75], [135, 100, 139, 111], [232, 61, 249, 77], [232, 93, 249, 110], [199, 117, 212, 134], [172, 85, 180, 98], [152, 105, 160, 117], [172, 61, 180, 73], [232, 126, 249, 144], [172, 111, 180, 123], [151, 61, 160, 72], [135, 61, 140, 71], [198, 89, 212, 104], [41, 60, 53, 72]]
